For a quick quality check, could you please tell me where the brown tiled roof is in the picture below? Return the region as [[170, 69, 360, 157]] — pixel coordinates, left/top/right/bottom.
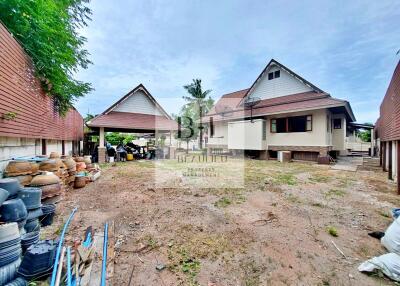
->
[[205, 90, 352, 122], [88, 111, 177, 131], [377, 60, 400, 141]]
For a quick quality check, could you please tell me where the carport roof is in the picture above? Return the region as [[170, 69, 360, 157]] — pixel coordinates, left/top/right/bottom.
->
[[87, 111, 177, 131]]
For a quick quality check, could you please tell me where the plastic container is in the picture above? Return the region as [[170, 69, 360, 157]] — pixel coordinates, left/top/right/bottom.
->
[[0, 258, 21, 286], [0, 188, 8, 205], [18, 187, 42, 210], [0, 179, 21, 198], [0, 199, 27, 223], [21, 232, 39, 253], [40, 204, 56, 227], [26, 208, 43, 221], [127, 154, 134, 161], [4, 277, 27, 286], [17, 240, 57, 279], [24, 219, 40, 233]]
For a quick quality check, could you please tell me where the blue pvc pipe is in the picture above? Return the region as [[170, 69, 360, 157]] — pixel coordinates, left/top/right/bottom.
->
[[67, 247, 72, 286], [50, 207, 78, 286], [101, 222, 109, 286]]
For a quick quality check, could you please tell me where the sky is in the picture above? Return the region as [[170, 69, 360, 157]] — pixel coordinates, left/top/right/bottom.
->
[[75, 0, 400, 123]]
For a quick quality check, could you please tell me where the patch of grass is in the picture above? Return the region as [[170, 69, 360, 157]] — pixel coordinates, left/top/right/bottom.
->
[[309, 174, 330, 183], [358, 244, 371, 257], [286, 193, 301, 203], [214, 197, 232, 208], [275, 173, 297, 186], [327, 226, 338, 237], [241, 259, 264, 286], [324, 189, 346, 198]]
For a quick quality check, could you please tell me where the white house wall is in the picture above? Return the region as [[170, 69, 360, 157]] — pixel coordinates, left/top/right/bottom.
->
[[331, 114, 347, 152], [208, 121, 229, 146], [228, 119, 266, 150], [247, 65, 313, 100], [113, 90, 163, 115], [266, 109, 329, 147]]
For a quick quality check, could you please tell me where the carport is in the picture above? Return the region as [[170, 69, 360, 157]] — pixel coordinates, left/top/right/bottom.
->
[[86, 84, 177, 163]]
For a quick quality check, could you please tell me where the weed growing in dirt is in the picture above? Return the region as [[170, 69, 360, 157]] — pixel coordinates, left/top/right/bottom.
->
[[379, 210, 391, 218], [275, 173, 297, 185], [214, 197, 232, 208], [324, 189, 346, 198], [327, 226, 338, 237], [286, 193, 301, 203], [309, 174, 331, 183]]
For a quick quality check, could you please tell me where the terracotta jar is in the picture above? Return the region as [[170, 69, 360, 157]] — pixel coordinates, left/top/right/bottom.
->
[[30, 173, 60, 186], [49, 152, 60, 159], [76, 162, 86, 172], [39, 160, 59, 172], [5, 161, 32, 176], [74, 176, 86, 188]]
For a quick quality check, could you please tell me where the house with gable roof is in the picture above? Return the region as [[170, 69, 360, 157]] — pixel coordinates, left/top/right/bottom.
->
[[203, 59, 369, 162]]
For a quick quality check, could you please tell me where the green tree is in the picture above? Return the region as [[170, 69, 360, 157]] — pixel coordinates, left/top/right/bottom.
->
[[0, 0, 93, 115], [182, 79, 213, 149]]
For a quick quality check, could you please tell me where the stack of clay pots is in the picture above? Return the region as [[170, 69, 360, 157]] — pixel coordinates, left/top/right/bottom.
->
[[62, 156, 77, 187], [30, 173, 61, 204], [4, 161, 39, 187]]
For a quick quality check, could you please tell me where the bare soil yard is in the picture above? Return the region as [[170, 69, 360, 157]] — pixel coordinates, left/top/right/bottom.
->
[[50, 159, 399, 286]]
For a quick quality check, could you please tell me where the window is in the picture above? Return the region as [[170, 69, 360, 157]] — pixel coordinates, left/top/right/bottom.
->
[[333, 118, 342, 129], [268, 70, 281, 80], [271, 115, 312, 133]]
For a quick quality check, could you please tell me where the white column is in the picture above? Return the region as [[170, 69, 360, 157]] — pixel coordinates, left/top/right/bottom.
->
[[99, 127, 105, 147]]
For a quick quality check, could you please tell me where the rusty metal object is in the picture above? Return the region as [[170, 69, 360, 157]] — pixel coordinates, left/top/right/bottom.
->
[[5, 161, 32, 176]]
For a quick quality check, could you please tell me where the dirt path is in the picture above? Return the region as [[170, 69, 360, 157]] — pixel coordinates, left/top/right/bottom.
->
[[48, 159, 399, 286]]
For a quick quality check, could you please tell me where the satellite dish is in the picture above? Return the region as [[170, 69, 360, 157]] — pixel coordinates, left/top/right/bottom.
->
[[215, 105, 233, 117], [243, 97, 261, 122]]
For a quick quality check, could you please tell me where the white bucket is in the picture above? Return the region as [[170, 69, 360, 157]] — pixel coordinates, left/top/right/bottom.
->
[[109, 157, 115, 163]]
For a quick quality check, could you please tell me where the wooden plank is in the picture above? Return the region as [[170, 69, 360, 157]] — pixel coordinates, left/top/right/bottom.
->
[[88, 232, 103, 286]]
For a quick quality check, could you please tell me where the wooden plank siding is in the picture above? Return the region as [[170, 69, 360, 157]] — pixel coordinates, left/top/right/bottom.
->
[[377, 61, 400, 142], [0, 23, 83, 141]]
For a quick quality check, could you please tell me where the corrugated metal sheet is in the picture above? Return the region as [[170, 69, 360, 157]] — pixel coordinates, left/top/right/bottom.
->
[[0, 23, 83, 141], [377, 61, 400, 142]]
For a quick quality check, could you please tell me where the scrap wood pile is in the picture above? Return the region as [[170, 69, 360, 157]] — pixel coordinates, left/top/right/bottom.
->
[[3, 152, 101, 204]]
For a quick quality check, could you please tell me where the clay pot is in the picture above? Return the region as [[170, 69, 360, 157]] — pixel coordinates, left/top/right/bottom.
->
[[13, 175, 33, 186], [74, 176, 86, 188], [5, 161, 32, 176], [83, 156, 92, 164], [74, 157, 85, 162], [49, 152, 60, 159], [30, 163, 40, 175], [39, 160, 58, 172], [76, 162, 86, 172], [40, 183, 62, 199], [62, 157, 76, 171], [85, 163, 93, 170], [30, 174, 60, 187], [54, 158, 66, 170]]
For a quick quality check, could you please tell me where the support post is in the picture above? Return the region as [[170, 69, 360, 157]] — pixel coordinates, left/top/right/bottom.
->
[[389, 141, 393, 180], [382, 142, 386, 171], [98, 127, 106, 164], [397, 140, 400, 195]]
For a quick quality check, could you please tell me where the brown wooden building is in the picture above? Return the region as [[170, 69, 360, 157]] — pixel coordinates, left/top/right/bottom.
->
[[0, 23, 84, 173], [376, 60, 400, 193]]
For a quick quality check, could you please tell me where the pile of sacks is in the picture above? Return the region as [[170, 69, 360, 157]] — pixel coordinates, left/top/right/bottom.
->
[[359, 212, 400, 281]]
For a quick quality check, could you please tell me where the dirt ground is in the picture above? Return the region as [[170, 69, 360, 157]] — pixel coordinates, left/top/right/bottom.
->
[[50, 158, 399, 286]]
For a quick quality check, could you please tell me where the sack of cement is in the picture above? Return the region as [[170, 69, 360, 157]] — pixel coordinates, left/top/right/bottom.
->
[[382, 216, 400, 254], [358, 253, 400, 281]]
